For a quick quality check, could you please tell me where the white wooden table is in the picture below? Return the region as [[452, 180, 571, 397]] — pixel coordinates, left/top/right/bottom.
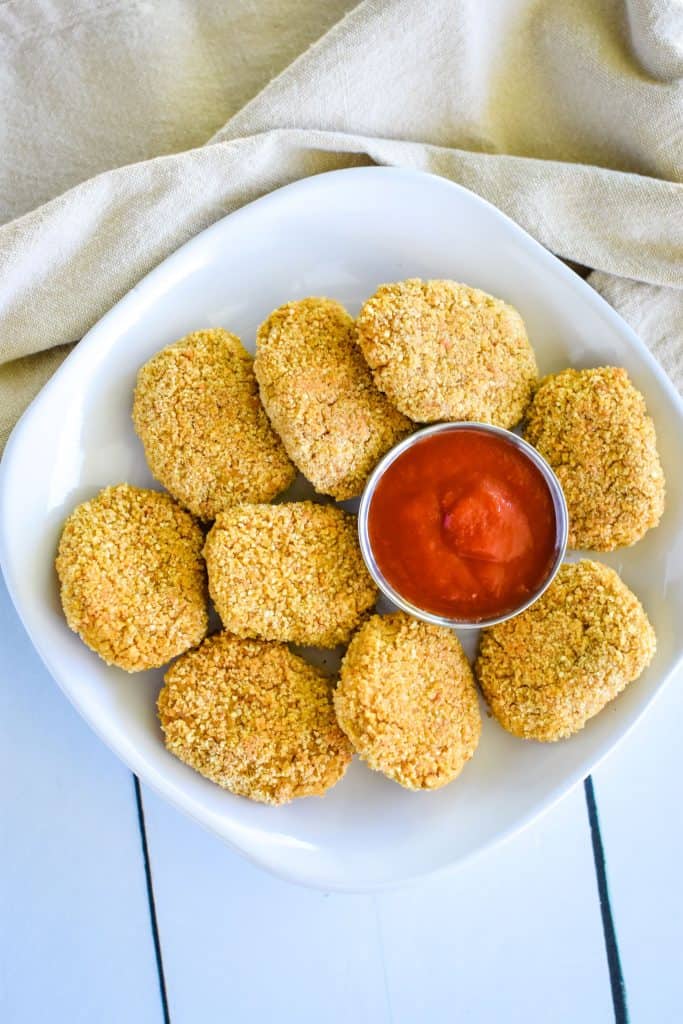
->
[[1, 573, 681, 1023]]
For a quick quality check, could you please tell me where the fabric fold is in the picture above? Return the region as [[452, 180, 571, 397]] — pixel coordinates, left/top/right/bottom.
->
[[0, 0, 681, 448]]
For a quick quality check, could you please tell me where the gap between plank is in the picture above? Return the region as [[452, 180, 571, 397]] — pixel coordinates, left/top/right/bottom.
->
[[584, 775, 629, 1024], [134, 775, 171, 1024]]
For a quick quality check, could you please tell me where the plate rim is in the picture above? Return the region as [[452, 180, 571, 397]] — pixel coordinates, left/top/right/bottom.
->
[[2, 165, 682, 891]]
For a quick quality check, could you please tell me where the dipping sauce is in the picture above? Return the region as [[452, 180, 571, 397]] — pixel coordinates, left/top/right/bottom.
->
[[367, 428, 559, 622]]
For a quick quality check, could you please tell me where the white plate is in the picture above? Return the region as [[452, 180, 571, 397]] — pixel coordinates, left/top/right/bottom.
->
[[1, 168, 682, 891]]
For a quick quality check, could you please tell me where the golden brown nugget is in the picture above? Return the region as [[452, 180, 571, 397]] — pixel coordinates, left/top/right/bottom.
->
[[334, 613, 481, 790], [133, 328, 295, 520], [204, 502, 377, 648], [475, 560, 655, 742], [524, 366, 665, 550], [356, 279, 537, 426], [254, 298, 411, 500], [158, 632, 352, 805], [56, 484, 207, 672]]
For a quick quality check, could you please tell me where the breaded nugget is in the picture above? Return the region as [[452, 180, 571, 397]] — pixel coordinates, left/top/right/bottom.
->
[[56, 484, 207, 672], [524, 366, 665, 550], [356, 279, 537, 426], [334, 612, 481, 789], [133, 328, 295, 519], [158, 632, 352, 805], [475, 560, 656, 742], [204, 502, 377, 647], [254, 298, 411, 500]]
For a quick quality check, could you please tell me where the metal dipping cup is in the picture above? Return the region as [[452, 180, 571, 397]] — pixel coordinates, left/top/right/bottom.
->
[[357, 422, 569, 630]]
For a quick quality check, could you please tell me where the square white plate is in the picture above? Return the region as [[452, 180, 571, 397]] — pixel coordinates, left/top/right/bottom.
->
[[2, 167, 682, 891]]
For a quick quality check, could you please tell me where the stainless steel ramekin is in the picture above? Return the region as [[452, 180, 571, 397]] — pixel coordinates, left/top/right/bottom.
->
[[357, 422, 569, 629]]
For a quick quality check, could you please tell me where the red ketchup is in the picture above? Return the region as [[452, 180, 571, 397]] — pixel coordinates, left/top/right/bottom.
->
[[367, 429, 558, 621]]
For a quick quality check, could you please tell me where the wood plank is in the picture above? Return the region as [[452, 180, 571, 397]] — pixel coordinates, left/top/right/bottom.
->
[[0, 579, 163, 1024], [592, 667, 683, 1023], [376, 786, 613, 1023], [143, 778, 612, 1022], [140, 784, 390, 1023]]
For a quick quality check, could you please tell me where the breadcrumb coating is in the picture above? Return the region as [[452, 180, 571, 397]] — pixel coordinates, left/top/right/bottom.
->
[[334, 613, 481, 790], [133, 328, 295, 520], [204, 502, 377, 647], [524, 366, 665, 550], [356, 279, 537, 427], [56, 485, 207, 672], [254, 298, 411, 500], [158, 632, 352, 805], [475, 560, 656, 742]]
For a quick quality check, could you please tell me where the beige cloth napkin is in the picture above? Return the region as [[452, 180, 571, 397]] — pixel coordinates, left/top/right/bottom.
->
[[0, 0, 681, 449]]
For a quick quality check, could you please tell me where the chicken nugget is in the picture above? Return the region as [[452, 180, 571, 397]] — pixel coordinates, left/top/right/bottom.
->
[[356, 279, 537, 426], [133, 328, 295, 519], [475, 560, 656, 741], [158, 632, 352, 805], [204, 502, 377, 648], [254, 298, 411, 500], [524, 366, 665, 550], [334, 612, 481, 789], [56, 484, 207, 671]]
